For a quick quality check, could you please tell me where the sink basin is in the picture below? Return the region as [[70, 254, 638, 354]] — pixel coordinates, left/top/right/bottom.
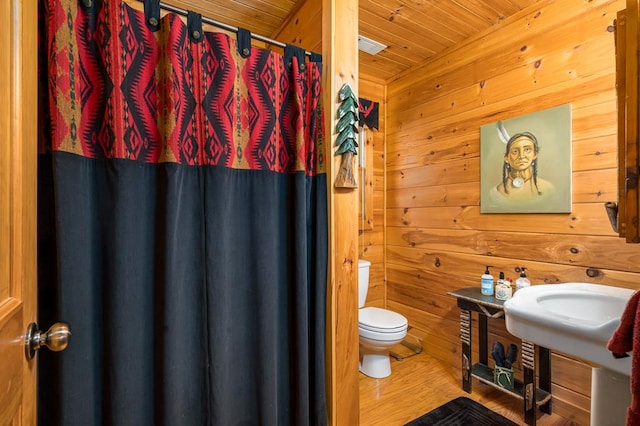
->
[[504, 283, 634, 375]]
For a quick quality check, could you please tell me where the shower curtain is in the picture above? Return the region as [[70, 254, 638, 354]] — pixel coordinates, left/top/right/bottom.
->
[[37, 0, 328, 425]]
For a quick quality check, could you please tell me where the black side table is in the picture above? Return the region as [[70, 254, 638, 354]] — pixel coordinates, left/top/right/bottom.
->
[[448, 287, 552, 426]]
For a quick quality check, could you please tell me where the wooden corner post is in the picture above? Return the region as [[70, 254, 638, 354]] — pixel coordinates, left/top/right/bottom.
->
[[323, 0, 360, 424]]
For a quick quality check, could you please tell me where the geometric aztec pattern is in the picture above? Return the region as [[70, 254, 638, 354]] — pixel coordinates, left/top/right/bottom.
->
[[39, 0, 325, 175]]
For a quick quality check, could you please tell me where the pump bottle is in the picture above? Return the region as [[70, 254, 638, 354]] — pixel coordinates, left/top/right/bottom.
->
[[481, 266, 494, 296], [495, 271, 512, 300], [515, 267, 530, 292]]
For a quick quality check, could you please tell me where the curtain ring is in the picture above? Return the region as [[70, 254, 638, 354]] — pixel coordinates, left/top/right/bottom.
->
[[237, 28, 252, 58], [284, 44, 305, 72], [187, 11, 203, 43], [144, 0, 161, 32], [79, 0, 96, 11]]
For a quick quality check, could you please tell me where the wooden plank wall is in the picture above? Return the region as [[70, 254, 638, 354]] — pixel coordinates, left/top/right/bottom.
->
[[272, 0, 321, 54], [359, 77, 386, 308], [376, 0, 637, 424]]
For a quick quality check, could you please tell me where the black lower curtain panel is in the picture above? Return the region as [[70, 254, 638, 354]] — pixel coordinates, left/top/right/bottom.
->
[[37, 0, 328, 425]]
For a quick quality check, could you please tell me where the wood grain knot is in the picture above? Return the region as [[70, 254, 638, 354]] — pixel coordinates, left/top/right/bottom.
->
[[586, 268, 600, 278]]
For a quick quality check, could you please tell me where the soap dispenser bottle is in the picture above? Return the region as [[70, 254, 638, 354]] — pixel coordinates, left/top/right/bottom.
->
[[481, 265, 494, 296], [515, 267, 530, 292]]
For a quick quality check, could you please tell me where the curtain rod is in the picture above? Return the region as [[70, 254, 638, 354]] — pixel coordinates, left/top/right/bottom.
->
[[141, 1, 313, 57]]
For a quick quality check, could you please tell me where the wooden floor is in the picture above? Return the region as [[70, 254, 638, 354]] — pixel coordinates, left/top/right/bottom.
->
[[359, 351, 582, 426]]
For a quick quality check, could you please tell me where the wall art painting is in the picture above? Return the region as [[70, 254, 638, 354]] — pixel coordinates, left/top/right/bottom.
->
[[480, 104, 572, 214]]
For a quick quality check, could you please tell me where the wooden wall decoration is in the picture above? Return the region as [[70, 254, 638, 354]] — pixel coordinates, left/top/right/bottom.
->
[[335, 83, 359, 188]]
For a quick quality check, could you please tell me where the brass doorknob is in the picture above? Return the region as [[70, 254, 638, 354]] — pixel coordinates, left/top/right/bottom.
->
[[25, 322, 71, 360]]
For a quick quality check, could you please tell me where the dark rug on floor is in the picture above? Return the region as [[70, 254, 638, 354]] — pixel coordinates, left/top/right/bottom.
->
[[404, 396, 519, 426]]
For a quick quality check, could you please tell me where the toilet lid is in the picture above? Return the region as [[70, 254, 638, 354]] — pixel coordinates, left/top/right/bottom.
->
[[359, 307, 408, 332]]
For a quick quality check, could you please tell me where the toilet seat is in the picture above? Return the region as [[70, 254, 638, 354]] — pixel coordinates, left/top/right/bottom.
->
[[359, 307, 408, 334]]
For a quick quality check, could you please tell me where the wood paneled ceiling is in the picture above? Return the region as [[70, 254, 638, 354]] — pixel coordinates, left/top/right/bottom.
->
[[357, 0, 541, 80], [161, 0, 541, 82]]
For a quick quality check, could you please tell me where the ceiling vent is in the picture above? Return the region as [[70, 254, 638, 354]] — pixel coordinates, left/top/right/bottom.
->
[[358, 35, 387, 55]]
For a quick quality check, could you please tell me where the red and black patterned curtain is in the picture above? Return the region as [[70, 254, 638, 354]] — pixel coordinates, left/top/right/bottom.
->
[[37, 0, 328, 424]]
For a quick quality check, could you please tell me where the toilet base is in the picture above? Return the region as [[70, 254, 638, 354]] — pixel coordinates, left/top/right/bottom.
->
[[359, 352, 392, 378]]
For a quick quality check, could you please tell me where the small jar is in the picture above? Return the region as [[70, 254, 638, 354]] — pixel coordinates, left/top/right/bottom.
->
[[495, 280, 512, 301]]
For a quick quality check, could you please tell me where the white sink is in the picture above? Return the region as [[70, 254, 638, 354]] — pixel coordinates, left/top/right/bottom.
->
[[504, 283, 634, 376]]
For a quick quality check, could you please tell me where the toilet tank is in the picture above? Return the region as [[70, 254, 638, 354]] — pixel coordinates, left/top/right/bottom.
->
[[358, 259, 371, 308]]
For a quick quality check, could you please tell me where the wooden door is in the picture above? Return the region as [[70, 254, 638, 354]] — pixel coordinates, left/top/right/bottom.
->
[[0, 0, 39, 424], [616, 1, 640, 243]]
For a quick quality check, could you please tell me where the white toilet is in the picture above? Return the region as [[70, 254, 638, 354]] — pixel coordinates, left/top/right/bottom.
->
[[358, 259, 408, 378]]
